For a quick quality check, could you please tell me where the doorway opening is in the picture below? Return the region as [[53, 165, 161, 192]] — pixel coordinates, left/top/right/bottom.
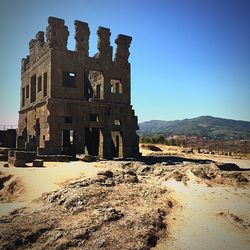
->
[[61, 129, 75, 155], [111, 131, 122, 158], [85, 128, 100, 156]]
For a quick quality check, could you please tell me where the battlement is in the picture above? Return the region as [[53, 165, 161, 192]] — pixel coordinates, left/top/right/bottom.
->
[[22, 16, 132, 72]]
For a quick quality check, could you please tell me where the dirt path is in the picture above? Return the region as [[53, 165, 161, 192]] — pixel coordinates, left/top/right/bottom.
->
[[155, 170, 250, 250]]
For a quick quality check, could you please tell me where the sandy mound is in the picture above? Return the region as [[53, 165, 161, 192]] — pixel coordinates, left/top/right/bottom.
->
[[191, 163, 249, 186], [141, 144, 163, 152], [0, 155, 249, 249], [0, 174, 25, 202], [0, 169, 173, 250], [218, 212, 250, 232], [0, 174, 12, 189], [118, 160, 249, 187]]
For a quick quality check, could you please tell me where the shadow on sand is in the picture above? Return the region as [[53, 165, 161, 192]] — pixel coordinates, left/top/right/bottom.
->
[[139, 155, 250, 171]]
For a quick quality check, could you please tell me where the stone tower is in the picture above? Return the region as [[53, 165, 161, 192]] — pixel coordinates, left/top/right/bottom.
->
[[17, 17, 139, 159]]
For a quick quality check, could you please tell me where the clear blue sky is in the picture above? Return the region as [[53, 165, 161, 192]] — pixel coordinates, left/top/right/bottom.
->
[[0, 0, 249, 124]]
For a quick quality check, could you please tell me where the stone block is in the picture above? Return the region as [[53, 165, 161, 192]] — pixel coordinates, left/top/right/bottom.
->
[[14, 151, 37, 162], [33, 159, 44, 167], [13, 159, 26, 167], [3, 162, 9, 167], [0, 154, 8, 161], [0, 148, 9, 155]]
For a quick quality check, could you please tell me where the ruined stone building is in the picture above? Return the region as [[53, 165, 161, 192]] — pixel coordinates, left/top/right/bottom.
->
[[17, 16, 139, 159]]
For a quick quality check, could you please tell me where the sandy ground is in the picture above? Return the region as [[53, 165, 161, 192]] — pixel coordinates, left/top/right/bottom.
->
[[0, 144, 250, 249], [142, 144, 250, 249], [156, 171, 250, 250], [0, 161, 103, 216], [141, 143, 250, 169]]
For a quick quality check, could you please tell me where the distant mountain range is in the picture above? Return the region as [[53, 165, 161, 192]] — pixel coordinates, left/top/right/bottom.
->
[[138, 116, 250, 140]]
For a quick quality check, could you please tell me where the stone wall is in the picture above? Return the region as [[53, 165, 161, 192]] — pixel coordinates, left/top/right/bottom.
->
[[0, 129, 16, 148]]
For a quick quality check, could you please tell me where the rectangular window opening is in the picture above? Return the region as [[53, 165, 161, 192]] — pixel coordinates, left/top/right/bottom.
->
[[64, 116, 73, 124], [110, 79, 122, 94], [22, 87, 25, 106], [90, 114, 99, 122], [86, 70, 103, 99], [38, 76, 42, 92], [62, 71, 76, 88], [30, 74, 36, 102], [114, 119, 121, 126], [26, 85, 29, 98], [43, 72, 47, 97], [70, 130, 74, 144]]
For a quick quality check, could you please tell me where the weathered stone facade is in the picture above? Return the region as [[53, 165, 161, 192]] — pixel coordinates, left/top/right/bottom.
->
[[17, 16, 139, 159]]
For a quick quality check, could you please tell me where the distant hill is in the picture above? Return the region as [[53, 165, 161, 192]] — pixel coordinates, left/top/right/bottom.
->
[[138, 116, 250, 140]]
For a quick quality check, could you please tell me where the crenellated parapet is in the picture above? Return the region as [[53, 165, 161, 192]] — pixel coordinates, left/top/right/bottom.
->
[[74, 20, 90, 56], [29, 39, 36, 53], [96, 27, 113, 61], [22, 17, 133, 73], [22, 31, 46, 72], [114, 34, 132, 64], [46, 17, 69, 49], [36, 31, 45, 46], [21, 56, 29, 72]]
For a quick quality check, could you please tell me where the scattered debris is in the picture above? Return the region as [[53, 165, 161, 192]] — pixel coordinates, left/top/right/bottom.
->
[[218, 212, 250, 231], [191, 163, 249, 186], [82, 155, 98, 162], [182, 147, 193, 154], [0, 170, 172, 250]]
